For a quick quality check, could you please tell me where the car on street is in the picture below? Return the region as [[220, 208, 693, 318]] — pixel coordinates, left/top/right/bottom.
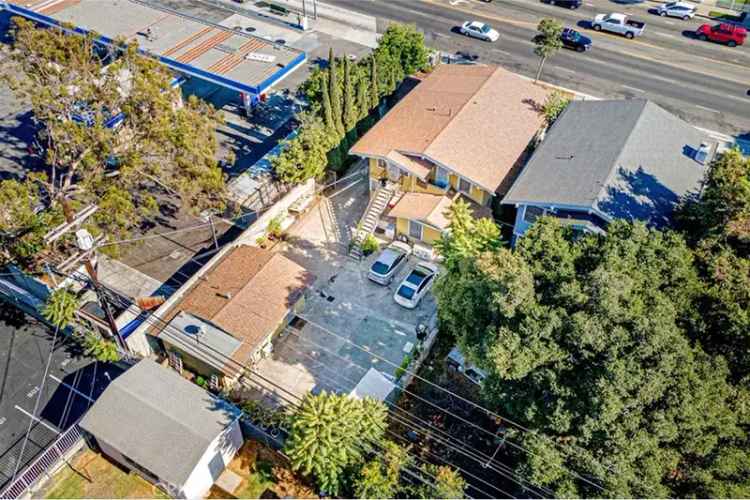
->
[[561, 27, 592, 51], [459, 21, 500, 42], [393, 262, 439, 309], [656, 2, 696, 20], [368, 241, 412, 285], [696, 22, 747, 46], [543, 0, 582, 9], [592, 13, 646, 38]]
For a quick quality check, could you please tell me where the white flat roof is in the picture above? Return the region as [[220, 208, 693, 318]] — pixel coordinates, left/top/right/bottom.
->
[[6, 0, 305, 94]]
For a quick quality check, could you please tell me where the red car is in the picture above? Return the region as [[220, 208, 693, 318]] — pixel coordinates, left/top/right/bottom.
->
[[696, 23, 747, 46]]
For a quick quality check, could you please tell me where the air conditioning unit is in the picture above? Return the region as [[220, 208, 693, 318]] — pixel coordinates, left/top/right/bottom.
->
[[412, 242, 434, 261]]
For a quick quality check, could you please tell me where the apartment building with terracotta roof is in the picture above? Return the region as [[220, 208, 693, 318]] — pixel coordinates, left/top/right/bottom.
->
[[150, 245, 316, 385], [350, 63, 548, 246]]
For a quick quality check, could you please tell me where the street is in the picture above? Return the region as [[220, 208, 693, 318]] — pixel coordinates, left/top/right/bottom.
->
[[324, 0, 750, 135]]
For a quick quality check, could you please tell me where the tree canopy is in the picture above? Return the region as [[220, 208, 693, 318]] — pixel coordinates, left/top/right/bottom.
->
[[434, 216, 749, 497], [278, 23, 430, 181], [284, 391, 387, 495], [1, 18, 226, 265]]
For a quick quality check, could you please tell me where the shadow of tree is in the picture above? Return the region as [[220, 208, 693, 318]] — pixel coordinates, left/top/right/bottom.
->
[[597, 166, 680, 228]]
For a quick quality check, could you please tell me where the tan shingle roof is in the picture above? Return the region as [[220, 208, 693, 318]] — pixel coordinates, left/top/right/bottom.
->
[[389, 193, 451, 230], [159, 246, 316, 368], [389, 192, 493, 231], [351, 64, 548, 193]]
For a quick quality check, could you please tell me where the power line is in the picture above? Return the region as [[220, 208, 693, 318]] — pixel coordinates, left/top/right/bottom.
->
[[294, 314, 613, 495], [283, 327, 554, 498], [65, 266, 610, 495], [58, 268, 476, 498], [10, 324, 61, 481], [283, 342, 523, 499]]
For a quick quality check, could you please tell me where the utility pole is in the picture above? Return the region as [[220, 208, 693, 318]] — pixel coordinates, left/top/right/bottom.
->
[[44, 204, 129, 353], [75, 229, 129, 353]]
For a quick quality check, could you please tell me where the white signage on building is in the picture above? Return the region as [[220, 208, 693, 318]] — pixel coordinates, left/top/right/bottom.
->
[[244, 53, 276, 63]]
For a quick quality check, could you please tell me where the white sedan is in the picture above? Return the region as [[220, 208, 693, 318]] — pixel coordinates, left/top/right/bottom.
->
[[393, 262, 439, 309], [459, 21, 500, 42]]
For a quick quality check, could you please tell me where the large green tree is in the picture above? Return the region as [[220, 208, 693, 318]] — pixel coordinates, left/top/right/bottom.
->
[[677, 148, 750, 381], [284, 392, 387, 495], [353, 441, 412, 499], [435, 218, 747, 497], [375, 23, 429, 79], [0, 177, 62, 268], [271, 113, 334, 184], [2, 18, 226, 255]]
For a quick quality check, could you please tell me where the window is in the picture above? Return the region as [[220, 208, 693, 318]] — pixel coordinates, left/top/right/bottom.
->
[[409, 220, 423, 240], [458, 177, 472, 194], [417, 274, 434, 293], [524, 206, 545, 224]]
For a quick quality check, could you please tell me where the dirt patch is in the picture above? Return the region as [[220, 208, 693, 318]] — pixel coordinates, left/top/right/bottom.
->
[[224, 441, 316, 499]]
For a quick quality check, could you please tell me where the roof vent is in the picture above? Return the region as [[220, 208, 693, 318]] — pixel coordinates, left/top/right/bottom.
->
[[695, 142, 710, 165], [218, 291, 232, 300], [426, 107, 436, 112]]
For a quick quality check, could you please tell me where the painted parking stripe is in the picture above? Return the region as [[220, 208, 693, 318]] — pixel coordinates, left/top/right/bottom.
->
[[14, 406, 59, 433], [622, 85, 645, 92], [695, 104, 720, 113]]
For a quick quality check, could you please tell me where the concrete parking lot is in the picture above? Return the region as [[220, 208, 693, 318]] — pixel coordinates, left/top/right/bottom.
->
[[250, 179, 437, 404]]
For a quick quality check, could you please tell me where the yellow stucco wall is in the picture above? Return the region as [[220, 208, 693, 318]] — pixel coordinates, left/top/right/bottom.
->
[[369, 158, 385, 179], [396, 218, 442, 245]]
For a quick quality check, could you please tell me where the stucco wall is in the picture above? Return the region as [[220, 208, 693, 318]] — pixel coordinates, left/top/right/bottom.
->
[[182, 419, 243, 499], [395, 218, 442, 245]]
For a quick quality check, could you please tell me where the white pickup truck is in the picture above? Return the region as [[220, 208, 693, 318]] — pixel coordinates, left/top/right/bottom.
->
[[592, 13, 646, 38]]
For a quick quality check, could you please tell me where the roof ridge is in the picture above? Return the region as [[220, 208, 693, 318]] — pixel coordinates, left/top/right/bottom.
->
[[423, 66, 500, 162], [593, 99, 650, 206]]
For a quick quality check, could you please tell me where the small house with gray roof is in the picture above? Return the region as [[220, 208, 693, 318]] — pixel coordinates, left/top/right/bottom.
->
[[502, 99, 713, 243], [79, 359, 243, 499]]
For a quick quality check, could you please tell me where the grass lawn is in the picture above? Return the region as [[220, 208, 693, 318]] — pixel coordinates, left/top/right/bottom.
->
[[43, 450, 168, 499], [232, 460, 275, 499]]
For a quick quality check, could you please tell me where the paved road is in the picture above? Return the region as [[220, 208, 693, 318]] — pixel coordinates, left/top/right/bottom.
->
[[325, 0, 750, 135]]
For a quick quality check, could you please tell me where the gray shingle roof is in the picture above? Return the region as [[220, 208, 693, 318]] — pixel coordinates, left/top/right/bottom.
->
[[80, 359, 240, 487], [502, 99, 709, 228]]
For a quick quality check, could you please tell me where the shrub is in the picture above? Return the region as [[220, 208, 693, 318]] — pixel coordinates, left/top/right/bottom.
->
[[267, 215, 284, 239], [541, 90, 571, 126], [395, 354, 412, 379], [195, 375, 207, 388], [361, 234, 379, 255]]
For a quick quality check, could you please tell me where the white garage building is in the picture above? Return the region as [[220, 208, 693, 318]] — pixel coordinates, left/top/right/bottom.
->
[[79, 359, 243, 499]]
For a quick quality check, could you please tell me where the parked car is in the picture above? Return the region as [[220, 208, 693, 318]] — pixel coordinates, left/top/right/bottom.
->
[[656, 2, 696, 19], [543, 0, 582, 9], [459, 21, 500, 42], [731, 11, 750, 29], [368, 241, 411, 285], [446, 346, 488, 386], [592, 13, 646, 38], [561, 27, 592, 51], [393, 262, 439, 309], [696, 22, 747, 46]]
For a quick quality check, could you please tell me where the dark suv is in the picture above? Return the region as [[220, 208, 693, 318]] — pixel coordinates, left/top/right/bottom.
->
[[543, 0, 582, 9], [561, 28, 592, 51]]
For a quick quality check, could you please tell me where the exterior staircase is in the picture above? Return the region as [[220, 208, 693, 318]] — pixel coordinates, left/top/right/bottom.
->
[[349, 187, 394, 260]]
